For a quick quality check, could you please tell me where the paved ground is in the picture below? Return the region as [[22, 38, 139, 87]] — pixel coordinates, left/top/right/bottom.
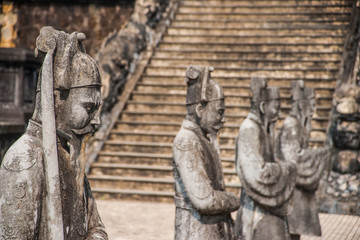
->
[[97, 200, 175, 240], [96, 200, 360, 240]]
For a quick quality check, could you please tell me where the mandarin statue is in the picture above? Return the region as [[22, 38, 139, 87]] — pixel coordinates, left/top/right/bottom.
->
[[0, 26, 108, 239], [234, 77, 297, 240], [172, 65, 240, 240], [276, 80, 331, 240]]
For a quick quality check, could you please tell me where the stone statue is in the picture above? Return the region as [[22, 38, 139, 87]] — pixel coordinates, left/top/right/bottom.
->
[[234, 77, 297, 240], [172, 65, 240, 240], [0, 26, 108, 239], [276, 80, 331, 239]]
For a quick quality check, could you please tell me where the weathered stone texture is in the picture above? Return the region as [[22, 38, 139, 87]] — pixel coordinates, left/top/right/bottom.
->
[[317, 172, 360, 215], [1, 1, 134, 57]]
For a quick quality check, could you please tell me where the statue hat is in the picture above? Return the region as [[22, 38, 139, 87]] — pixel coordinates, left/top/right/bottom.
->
[[185, 65, 224, 105], [291, 80, 315, 101], [35, 26, 101, 91]]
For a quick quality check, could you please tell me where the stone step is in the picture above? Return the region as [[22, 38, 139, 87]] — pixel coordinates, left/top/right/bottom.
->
[[125, 101, 332, 117], [141, 75, 337, 89], [166, 27, 347, 36], [90, 161, 235, 177], [150, 58, 341, 70], [153, 50, 342, 61], [182, 0, 352, 6], [97, 151, 173, 166], [96, 150, 237, 165], [135, 83, 335, 97], [172, 20, 349, 28], [162, 35, 345, 44], [157, 42, 344, 54], [112, 121, 327, 138], [91, 188, 175, 202], [145, 66, 338, 79], [151, 56, 340, 67], [175, 12, 350, 21], [131, 91, 333, 106], [108, 128, 327, 146], [90, 163, 175, 178], [145, 64, 339, 79], [120, 110, 331, 129], [89, 175, 176, 192], [178, 5, 351, 14], [114, 121, 182, 133], [88, 175, 241, 193]]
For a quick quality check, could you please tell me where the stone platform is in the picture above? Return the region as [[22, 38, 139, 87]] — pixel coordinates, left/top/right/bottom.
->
[[96, 200, 360, 240]]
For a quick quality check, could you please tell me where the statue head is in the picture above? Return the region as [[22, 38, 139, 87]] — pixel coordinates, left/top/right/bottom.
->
[[250, 77, 280, 123], [33, 26, 102, 139], [185, 65, 225, 134], [291, 80, 316, 119]]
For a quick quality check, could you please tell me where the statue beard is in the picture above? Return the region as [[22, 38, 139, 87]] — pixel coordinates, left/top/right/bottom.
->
[[71, 124, 96, 136]]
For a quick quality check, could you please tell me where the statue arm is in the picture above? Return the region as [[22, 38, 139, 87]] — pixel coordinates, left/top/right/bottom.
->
[[279, 121, 330, 191], [295, 146, 331, 191], [173, 135, 240, 215], [84, 177, 108, 240], [236, 121, 296, 213]]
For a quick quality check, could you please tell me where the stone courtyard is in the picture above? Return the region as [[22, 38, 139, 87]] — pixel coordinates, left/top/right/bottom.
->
[[96, 200, 360, 240]]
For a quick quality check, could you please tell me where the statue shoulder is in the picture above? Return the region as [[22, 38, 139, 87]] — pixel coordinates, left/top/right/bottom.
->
[[283, 115, 298, 128], [173, 128, 200, 151], [281, 116, 300, 136], [2, 134, 43, 172], [238, 118, 260, 139]]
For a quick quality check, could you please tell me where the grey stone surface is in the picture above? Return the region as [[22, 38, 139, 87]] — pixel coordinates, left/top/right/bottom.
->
[[0, 26, 107, 239], [317, 171, 360, 215], [172, 65, 240, 240], [277, 80, 331, 238], [235, 77, 297, 240]]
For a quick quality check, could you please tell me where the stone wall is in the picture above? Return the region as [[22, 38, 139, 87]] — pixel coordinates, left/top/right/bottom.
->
[[0, 1, 135, 57], [317, 172, 360, 215]]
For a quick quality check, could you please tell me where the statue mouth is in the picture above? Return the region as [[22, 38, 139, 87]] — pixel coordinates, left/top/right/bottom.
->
[[71, 125, 95, 135]]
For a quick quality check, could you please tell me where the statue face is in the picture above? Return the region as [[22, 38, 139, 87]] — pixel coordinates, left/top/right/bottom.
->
[[305, 98, 316, 118], [263, 99, 280, 122], [298, 97, 316, 119], [56, 87, 101, 137], [198, 99, 225, 134]]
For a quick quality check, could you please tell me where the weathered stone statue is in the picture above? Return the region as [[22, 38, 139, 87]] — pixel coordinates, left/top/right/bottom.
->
[[276, 80, 331, 239], [0, 26, 108, 239], [234, 77, 297, 240], [172, 65, 240, 240]]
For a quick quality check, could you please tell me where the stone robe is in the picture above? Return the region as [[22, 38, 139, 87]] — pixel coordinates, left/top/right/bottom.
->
[[172, 120, 238, 240], [0, 120, 107, 240], [277, 115, 330, 236], [235, 113, 297, 240]]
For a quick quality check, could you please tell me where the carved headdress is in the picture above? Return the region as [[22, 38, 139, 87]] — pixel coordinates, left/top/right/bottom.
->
[[250, 77, 280, 107], [291, 80, 315, 102], [35, 26, 102, 91], [185, 65, 224, 105]]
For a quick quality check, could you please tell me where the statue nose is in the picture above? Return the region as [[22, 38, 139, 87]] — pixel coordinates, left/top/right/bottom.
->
[[221, 117, 226, 123], [90, 111, 101, 126]]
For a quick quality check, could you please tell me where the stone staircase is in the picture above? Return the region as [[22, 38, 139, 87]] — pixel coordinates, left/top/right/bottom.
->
[[88, 0, 354, 201]]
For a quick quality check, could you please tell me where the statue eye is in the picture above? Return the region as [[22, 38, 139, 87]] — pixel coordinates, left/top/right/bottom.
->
[[218, 109, 224, 115], [83, 103, 96, 114]]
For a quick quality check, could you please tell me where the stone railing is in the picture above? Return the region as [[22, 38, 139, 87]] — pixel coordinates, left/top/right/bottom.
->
[[85, 0, 180, 171]]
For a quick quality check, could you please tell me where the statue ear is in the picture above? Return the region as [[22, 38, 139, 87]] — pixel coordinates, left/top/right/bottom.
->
[[195, 104, 203, 119], [259, 102, 265, 114]]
